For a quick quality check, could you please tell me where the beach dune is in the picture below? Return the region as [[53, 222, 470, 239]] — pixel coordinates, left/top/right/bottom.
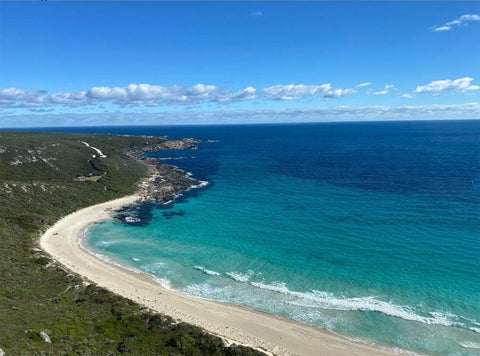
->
[[40, 196, 390, 356]]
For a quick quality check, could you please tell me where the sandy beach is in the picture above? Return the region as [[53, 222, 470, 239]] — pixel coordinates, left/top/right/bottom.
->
[[40, 195, 391, 356]]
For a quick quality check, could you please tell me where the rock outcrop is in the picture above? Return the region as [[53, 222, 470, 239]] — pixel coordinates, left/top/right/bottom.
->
[[128, 138, 204, 204]]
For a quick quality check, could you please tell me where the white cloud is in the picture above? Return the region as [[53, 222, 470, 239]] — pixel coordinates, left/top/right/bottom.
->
[[263, 84, 331, 100], [250, 11, 263, 17], [431, 13, 480, 32], [5, 82, 356, 108], [0, 83, 232, 108], [28, 108, 55, 113], [3, 102, 480, 127], [2, 80, 438, 109], [87, 83, 219, 105], [175, 84, 218, 103], [51, 91, 88, 106], [459, 14, 480, 21], [432, 26, 452, 32], [414, 77, 479, 93], [445, 20, 461, 27], [401, 94, 414, 99], [263, 83, 360, 100], [355, 82, 371, 89], [0, 88, 48, 108], [373, 84, 395, 96], [212, 87, 258, 103], [323, 88, 356, 99], [88, 86, 128, 100]]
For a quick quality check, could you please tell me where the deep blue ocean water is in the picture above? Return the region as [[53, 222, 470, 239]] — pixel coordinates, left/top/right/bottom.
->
[[30, 121, 480, 355]]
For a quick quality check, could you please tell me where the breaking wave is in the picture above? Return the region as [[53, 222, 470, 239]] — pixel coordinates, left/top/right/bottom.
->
[[225, 271, 480, 333], [193, 265, 220, 276]]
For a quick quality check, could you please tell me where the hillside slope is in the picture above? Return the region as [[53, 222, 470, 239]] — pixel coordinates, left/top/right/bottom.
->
[[0, 131, 263, 356]]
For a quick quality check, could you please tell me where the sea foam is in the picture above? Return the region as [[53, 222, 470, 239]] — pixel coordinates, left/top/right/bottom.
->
[[226, 270, 255, 283], [159, 156, 195, 161], [460, 342, 480, 349], [225, 272, 480, 332], [193, 265, 220, 276]]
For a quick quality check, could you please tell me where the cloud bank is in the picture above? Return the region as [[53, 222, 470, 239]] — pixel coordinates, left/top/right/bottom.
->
[[0, 88, 48, 108], [0, 82, 369, 109], [1, 102, 479, 128], [1, 78, 477, 111], [0, 84, 258, 108]]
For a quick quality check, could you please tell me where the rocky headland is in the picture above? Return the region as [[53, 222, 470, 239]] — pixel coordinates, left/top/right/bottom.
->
[[126, 137, 199, 156], [126, 138, 205, 204]]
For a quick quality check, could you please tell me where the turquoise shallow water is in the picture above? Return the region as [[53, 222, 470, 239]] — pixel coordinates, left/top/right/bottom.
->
[[84, 122, 480, 355]]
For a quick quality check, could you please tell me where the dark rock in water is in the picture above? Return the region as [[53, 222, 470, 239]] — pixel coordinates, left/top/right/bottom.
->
[[115, 214, 146, 226], [113, 213, 129, 221], [135, 159, 203, 204], [124, 215, 141, 223], [113, 205, 135, 213], [125, 138, 204, 205], [115, 137, 208, 227], [114, 203, 155, 226], [161, 210, 185, 219]]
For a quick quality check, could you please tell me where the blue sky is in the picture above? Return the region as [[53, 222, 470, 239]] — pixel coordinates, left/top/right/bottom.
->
[[1, 2, 479, 126]]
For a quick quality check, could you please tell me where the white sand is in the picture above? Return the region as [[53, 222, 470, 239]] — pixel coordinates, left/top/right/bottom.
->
[[40, 195, 391, 356], [80, 141, 107, 158]]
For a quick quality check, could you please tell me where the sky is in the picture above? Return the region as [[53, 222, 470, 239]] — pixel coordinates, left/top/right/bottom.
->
[[0, 1, 479, 127]]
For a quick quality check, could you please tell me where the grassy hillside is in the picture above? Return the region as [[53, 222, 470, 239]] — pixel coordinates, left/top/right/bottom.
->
[[0, 131, 263, 356]]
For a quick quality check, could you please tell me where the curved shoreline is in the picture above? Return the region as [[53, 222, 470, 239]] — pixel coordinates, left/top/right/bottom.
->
[[40, 195, 391, 356]]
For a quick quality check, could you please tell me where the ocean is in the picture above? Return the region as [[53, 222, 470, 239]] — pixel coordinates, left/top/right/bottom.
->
[[41, 121, 480, 355]]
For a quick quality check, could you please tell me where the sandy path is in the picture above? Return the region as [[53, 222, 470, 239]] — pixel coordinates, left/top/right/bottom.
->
[[40, 195, 391, 356], [80, 141, 107, 158]]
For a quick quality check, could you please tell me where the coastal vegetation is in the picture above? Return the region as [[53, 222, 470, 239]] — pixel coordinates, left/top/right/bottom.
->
[[0, 131, 263, 355]]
